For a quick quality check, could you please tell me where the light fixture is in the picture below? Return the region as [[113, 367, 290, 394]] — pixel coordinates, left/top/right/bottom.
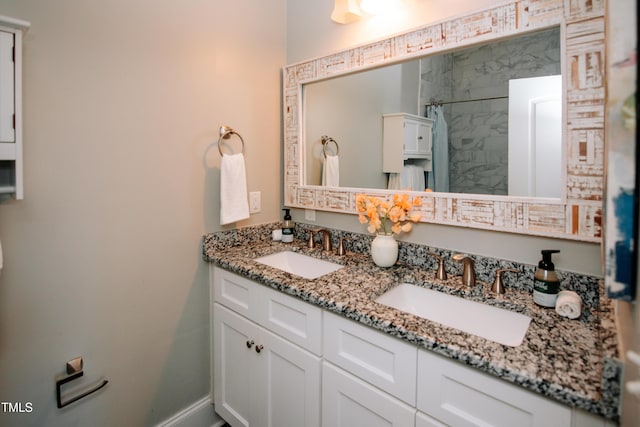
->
[[331, 0, 403, 24], [359, 0, 383, 14], [331, 0, 364, 24], [360, 0, 402, 15]]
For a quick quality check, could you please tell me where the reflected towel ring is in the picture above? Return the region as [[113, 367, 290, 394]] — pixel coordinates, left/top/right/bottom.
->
[[321, 135, 339, 158], [218, 125, 245, 156]]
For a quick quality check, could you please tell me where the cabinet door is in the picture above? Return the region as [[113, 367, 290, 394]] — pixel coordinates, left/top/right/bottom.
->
[[416, 122, 432, 156], [214, 302, 322, 427], [255, 326, 321, 427], [322, 362, 415, 427], [213, 304, 256, 427], [415, 411, 447, 427], [403, 119, 420, 154], [0, 30, 14, 143]]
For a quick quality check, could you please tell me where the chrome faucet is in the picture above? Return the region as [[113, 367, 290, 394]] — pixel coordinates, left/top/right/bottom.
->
[[316, 229, 333, 252], [452, 254, 475, 287], [427, 252, 447, 280]]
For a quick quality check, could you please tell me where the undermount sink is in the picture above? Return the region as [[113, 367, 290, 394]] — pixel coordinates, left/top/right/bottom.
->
[[254, 251, 343, 280], [375, 283, 531, 347]]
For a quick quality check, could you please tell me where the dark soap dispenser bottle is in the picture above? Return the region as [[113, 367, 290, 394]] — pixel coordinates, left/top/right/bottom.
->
[[281, 209, 294, 243], [533, 249, 561, 307]]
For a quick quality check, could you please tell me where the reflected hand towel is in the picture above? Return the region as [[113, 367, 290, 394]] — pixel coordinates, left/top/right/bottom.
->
[[220, 153, 250, 225], [322, 154, 339, 187]]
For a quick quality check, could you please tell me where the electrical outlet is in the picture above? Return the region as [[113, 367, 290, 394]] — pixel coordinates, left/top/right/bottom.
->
[[305, 209, 316, 221], [249, 191, 261, 214]]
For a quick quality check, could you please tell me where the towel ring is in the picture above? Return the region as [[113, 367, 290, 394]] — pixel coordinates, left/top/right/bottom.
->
[[321, 135, 339, 158], [218, 125, 245, 156]]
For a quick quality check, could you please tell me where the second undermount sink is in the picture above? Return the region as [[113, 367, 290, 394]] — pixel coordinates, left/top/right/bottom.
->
[[254, 251, 343, 280], [375, 283, 531, 347]]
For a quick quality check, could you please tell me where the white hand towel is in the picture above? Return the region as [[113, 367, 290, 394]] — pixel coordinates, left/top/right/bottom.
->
[[412, 165, 425, 191], [220, 153, 250, 225], [388, 173, 401, 190], [555, 290, 582, 319], [400, 165, 413, 190], [322, 155, 340, 187]]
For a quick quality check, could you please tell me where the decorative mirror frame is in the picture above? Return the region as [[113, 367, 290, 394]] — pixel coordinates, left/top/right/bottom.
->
[[283, 0, 605, 242]]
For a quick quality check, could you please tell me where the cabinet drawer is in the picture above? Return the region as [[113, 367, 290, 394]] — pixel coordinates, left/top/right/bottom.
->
[[322, 362, 415, 427], [323, 311, 417, 405], [254, 283, 322, 355], [213, 266, 322, 354], [417, 350, 571, 427], [212, 267, 257, 319]]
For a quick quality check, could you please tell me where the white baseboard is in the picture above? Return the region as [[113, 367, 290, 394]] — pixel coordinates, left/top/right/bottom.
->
[[157, 397, 224, 427]]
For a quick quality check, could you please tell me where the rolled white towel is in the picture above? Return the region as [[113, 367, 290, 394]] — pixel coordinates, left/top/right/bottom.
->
[[555, 290, 582, 319]]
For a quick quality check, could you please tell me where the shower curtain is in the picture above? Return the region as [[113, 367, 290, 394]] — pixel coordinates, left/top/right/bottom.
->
[[426, 105, 450, 192]]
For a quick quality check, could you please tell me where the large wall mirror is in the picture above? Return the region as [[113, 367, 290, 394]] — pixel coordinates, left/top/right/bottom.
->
[[284, 0, 605, 241]]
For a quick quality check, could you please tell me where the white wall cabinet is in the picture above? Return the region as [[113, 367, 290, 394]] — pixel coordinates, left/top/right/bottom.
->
[[212, 267, 322, 427], [382, 113, 433, 173], [0, 15, 29, 200]]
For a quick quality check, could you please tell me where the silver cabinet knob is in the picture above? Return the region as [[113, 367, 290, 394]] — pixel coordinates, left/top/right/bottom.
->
[[255, 344, 264, 353], [246, 340, 254, 349]]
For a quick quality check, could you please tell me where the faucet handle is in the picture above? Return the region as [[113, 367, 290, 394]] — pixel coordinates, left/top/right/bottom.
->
[[307, 229, 318, 248], [308, 228, 324, 249], [491, 268, 519, 294], [337, 237, 348, 256], [427, 252, 447, 280]]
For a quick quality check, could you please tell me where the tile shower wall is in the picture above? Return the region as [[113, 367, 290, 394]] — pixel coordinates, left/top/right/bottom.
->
[[420, 27, 561, 195]]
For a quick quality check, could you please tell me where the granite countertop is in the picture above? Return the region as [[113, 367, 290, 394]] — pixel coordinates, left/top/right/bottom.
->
[[203, 224, 621, 421]]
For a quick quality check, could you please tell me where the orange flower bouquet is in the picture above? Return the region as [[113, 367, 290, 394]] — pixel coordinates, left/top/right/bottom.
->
[[355, 193, 422, 235]]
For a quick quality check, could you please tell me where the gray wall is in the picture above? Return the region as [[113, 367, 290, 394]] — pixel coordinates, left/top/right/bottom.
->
[[305, 61, 419, 188], [0, 0, 284, 425]]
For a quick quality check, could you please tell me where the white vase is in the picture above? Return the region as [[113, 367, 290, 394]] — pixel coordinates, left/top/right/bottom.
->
[[371, 233, 398, 267]]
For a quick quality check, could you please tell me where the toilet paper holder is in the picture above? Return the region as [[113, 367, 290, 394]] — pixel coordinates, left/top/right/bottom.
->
[[56, 357, 108, 408]]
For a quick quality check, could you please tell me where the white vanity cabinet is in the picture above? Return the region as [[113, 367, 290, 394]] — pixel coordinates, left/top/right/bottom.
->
[[382, 113, 434, 173], [211, 267, 322, 427], [210, 266, 615, 427], [0, 16, 29, 200]]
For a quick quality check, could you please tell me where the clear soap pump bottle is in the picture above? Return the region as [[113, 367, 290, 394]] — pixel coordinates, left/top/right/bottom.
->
[[281, 208, 294, 243], [533, 249, 561, 307]]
